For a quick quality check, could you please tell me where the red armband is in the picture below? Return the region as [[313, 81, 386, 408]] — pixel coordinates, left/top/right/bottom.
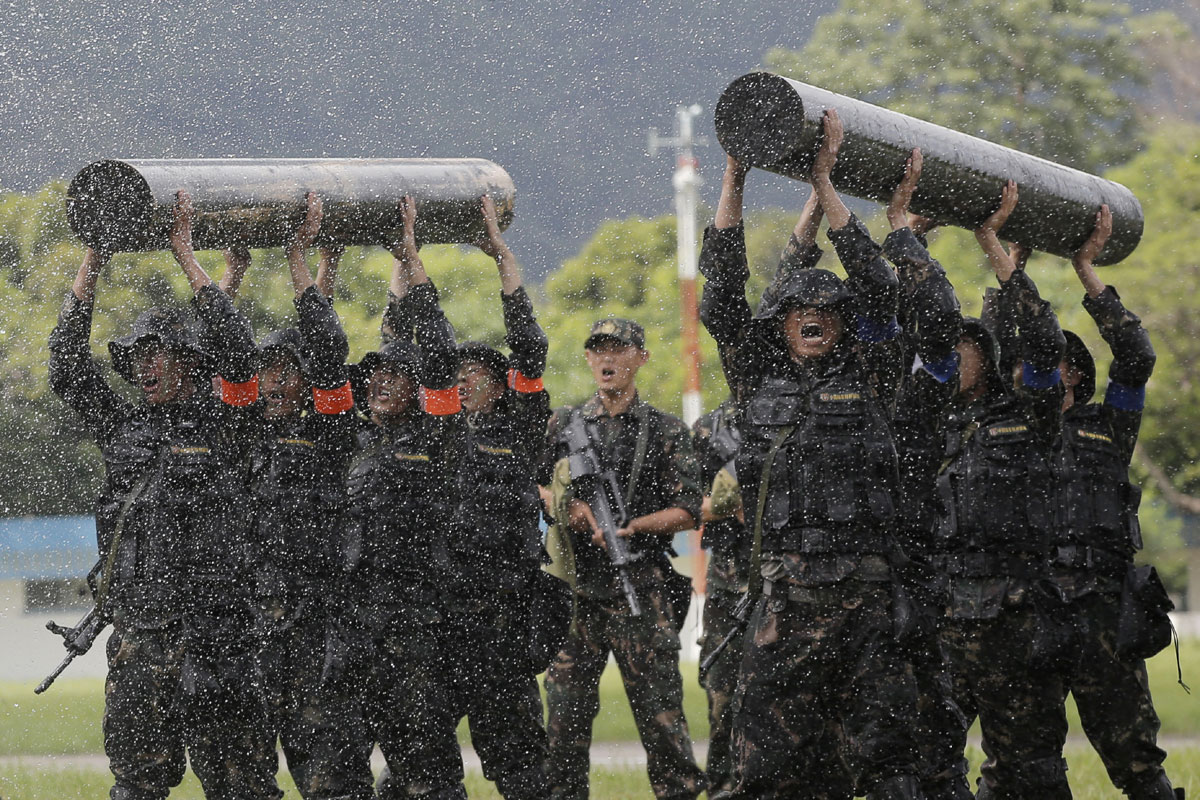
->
[[419, 385, 462, 416], [312, 381, 355, 415], [507, 368, 545, 394], [220, 376, 259, 407]]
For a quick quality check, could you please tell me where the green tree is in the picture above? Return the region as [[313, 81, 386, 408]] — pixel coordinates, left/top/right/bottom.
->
[[767, 0, 1152, 172]]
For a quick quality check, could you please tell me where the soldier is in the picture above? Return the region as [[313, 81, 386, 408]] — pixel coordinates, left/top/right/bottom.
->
[[700, 109, 930, 800], [48, 193, 281, 800], [543, 317, 706, 800], [442, 195, 553, 799], [880, 155, 973, 800], [219, 194, 373, 799], [1037, 207, 1179, 799], [934, 181, 1071, 799], [339, 196, 467, 800], [692, 396, 745, 797]]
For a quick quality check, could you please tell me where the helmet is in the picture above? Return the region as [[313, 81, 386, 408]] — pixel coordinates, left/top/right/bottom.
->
[[457, 341, 509, 384], [108, 307, 209, 382], [754, 269, 852, 321], [960, 317, 1006, 396], [254, 328, 305, 372], [355, 340, 420, 381]]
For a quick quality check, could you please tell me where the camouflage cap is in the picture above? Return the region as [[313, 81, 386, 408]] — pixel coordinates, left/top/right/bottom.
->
[[108, 306, 209, 382], [584, 317, 645, 350]]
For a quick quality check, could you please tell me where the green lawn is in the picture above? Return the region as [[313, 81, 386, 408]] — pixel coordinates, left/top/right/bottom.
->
[[2, 748, 1198, 799], [2, 640, 1197, 797]]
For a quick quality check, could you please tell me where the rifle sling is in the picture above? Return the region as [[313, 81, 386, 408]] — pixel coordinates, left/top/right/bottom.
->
[[95, 448, 165, 615], [623, 402, 651, 510]]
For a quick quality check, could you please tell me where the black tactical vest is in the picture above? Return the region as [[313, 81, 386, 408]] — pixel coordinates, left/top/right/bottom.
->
[[936, 401, 1056, 560], [98, 397, 250, 619], [246, 416, 350, 584], [1054, 403, 1141, 559], [738, 369, 899, 556], [344, 420, 451, 602], [453, 410, 543, 585]]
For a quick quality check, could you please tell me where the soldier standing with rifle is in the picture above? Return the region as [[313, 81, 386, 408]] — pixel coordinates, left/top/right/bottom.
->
[[47, 193, 281, 800], [543, 317, 706, 800]]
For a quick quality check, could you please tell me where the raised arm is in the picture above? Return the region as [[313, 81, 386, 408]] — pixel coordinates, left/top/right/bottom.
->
[[1075, 205, 1154, 456], [758, 189, 826, 317], [882, 148, 961, 381], [219, 246, 251, 300], [316, 243, 345, 300], [809, 109, 851, 231], [284, 191, 323, 299], [699, 156, 753, 350], [474, 194, 549, 385], [168, 192, 216, 294], [50, 248, 126, 429], [974, 181, 1020, 283]]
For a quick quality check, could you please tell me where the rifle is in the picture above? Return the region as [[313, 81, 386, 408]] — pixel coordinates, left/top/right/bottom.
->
[[699, 590, 753, 675], [36, 562, 109, 694], [562, 413, 642, 617]]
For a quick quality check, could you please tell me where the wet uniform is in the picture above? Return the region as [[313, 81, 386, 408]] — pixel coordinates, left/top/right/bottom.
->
[[48, 286, 281, 800]]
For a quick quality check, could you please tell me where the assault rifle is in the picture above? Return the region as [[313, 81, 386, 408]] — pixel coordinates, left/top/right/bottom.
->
[[562, 413, 642, 617], [36, 562, 109, 694], [699, 591, 753, 674]]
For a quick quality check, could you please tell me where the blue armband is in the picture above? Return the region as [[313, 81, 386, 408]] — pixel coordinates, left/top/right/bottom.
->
[[1022, 362, 1061, 390], [855, 315, 901, 344], [914, 351, 960, 384], [1104, 381, 1145, 412]]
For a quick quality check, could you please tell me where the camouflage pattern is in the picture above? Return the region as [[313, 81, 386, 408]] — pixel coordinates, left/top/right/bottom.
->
[[103, 620, 282, 800], [446, 595, 549, 800], [254, 602, 373, 800], [584, 317, 645, 349], [544, 580, 705, 800], [939, 604, 1071, 799], [1060, 591, 1172, 798], [696, 549, 747, 796], [721, 566, 921, 800]]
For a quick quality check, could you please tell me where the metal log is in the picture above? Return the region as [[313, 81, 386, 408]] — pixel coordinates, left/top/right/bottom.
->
[[714, 72, 1142, 265], [66, 158, 516, 252]]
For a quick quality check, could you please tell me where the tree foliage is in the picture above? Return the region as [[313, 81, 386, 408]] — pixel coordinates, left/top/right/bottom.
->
[[766, 0, 1152, 172]]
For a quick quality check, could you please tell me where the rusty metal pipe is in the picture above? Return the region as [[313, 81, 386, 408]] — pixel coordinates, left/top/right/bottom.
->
[[714, 72, 1141, 264], [66, 158, 516, 252]]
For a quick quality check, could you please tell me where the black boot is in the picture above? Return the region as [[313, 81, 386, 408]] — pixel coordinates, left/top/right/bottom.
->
[[1125, 770, 1183, 800]]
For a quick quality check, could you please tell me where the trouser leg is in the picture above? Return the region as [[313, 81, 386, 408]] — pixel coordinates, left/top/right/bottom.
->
[[104, 625, 188, 800], [609, 585, 705, 799], [544, 597, 613, 800], [698, 583, 742, 796]]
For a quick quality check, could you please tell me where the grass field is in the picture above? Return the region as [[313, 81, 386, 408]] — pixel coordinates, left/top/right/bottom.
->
[[2, 640, 1198, 797]]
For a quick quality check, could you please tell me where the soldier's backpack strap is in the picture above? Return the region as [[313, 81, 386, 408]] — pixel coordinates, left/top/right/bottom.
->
[[95, 448, 166, 614], [748, 425, 795, 599], [622, 401, 653, 509]]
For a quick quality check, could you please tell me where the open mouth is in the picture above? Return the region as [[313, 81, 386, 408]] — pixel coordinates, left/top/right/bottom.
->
[[140, 377, 160, 393], [601, 367, 616, 379], [801, 323, 824, 343]]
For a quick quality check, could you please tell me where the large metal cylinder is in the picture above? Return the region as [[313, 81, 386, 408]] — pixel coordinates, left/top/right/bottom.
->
[[714, 72, 1141, 265], [66, 158, 516, 252]]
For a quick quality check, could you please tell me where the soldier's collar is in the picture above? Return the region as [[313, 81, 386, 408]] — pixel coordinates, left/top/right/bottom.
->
[[583, 390, 643, 419]]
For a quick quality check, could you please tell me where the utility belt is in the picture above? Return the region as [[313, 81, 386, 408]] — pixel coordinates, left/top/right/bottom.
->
[[763, 526, 892, 556], [762, 555, 891, 606], [1050, 544, 1129, 580], [935, 551, 1047, 580]]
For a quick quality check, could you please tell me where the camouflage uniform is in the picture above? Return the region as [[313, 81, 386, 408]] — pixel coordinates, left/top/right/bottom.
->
[[934, 268, 1071, 799], [244, 288, 371, 799], [443, 286, 554, 800], [699, 217, 929, 799], [544, 335, 706, 800], [340, 281, 468, 800], [884, 229, 972, 800], [49, 288, 281, 800], [692, 400, 749, 796], [1047, 287, 1180, 800]]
